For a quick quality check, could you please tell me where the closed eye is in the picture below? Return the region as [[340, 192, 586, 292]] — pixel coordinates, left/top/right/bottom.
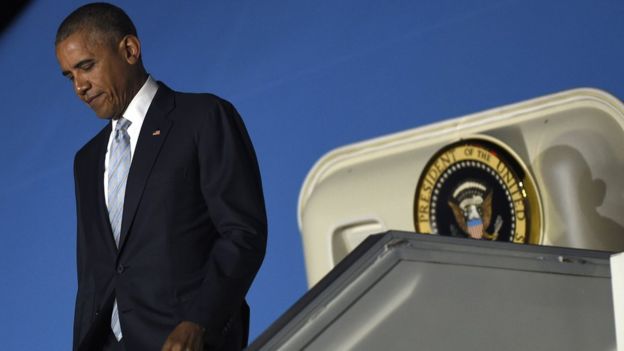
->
[[61, 58, 95, 81], [78, 60, 94, 71]]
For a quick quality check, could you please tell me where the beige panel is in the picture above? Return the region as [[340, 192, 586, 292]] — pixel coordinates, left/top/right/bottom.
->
[[612, 253, 624, 351]]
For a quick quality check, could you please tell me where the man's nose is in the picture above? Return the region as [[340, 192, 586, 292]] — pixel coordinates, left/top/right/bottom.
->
[[74, 76, 90, 96]]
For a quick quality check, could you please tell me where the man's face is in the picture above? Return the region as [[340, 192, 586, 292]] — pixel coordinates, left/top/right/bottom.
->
[[56, 30, 135, 119]]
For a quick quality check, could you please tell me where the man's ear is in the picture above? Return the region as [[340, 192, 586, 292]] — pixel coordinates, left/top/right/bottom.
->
[[119, 34, 141, 64]]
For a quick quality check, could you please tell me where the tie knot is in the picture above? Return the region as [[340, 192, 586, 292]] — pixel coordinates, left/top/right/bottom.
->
[[116, 117, 131, 132]]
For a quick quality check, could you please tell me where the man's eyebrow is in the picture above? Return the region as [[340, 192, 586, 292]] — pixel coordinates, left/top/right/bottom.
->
[[61, 59, 95, 77]]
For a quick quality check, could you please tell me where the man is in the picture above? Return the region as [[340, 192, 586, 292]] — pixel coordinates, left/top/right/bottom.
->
[[55, 3, 267, 350]]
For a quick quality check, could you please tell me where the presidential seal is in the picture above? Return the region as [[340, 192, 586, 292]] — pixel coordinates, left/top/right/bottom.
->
[[414, 138, 542, 244]]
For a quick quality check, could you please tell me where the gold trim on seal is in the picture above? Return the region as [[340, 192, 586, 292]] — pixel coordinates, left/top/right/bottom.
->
[[414, 137, 542, 244]]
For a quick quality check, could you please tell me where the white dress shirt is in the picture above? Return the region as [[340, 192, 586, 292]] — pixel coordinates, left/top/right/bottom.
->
[[104, 75, 159, 206]]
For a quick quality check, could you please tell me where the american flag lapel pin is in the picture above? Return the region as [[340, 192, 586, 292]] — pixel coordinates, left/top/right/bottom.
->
[[152, 130, 161, 136]]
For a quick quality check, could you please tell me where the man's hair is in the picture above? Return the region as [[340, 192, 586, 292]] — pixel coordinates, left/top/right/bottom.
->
[[55, 2, 137, 46]]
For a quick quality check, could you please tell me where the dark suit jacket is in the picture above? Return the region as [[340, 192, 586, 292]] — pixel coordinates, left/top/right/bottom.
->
[[72, 83, 267, 350]]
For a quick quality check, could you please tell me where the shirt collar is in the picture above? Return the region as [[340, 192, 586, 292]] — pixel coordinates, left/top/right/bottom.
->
[[112, 75, 159, 129]]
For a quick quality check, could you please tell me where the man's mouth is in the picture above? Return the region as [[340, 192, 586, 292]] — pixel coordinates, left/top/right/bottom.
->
[[86, 93, 103, 106]]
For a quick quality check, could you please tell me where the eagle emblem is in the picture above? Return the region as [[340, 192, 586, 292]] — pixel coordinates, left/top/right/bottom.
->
[[448, 181, 503, 240]]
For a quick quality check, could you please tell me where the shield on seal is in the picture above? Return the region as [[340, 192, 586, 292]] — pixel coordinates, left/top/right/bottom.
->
[[466, 219, 484, 239]]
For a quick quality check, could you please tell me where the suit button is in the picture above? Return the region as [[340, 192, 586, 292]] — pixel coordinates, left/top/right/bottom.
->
[[117, 264, 125, 274]]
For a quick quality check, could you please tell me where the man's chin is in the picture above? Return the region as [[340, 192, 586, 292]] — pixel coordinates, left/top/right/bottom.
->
[[92, 108, 114, 120]]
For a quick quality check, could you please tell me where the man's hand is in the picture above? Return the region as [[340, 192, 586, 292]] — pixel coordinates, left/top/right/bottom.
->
[[161, 321, 205, 351]]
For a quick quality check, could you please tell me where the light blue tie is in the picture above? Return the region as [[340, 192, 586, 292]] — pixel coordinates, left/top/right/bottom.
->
[[107, 117, 131, 341]]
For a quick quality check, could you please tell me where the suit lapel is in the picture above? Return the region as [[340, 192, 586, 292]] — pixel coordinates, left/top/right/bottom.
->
[[118, 84, 175, 250], [96, 124, 119, 253]]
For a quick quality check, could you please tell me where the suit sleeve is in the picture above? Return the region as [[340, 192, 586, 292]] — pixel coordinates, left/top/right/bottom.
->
[[183, 97, 267, 343]]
